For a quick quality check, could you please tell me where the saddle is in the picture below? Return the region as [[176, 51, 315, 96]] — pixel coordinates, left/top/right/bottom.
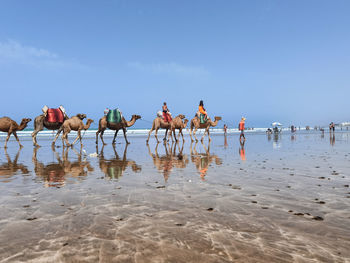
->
[[107, 109, 122, 124], [199, 113, 207, 124], [157, 111, 172, 123], [45, 108, 65, 123]]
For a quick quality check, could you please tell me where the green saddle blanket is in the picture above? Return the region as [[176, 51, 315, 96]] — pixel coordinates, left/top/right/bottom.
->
[[200, 114, 207, 124], [107, 109, 122, 123]]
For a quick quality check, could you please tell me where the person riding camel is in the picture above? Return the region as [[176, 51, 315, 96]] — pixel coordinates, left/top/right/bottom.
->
[[162, 102, 172, 123], [197, 100, 208, 122]]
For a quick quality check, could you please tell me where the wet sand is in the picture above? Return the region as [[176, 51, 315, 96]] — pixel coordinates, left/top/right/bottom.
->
[[0, 131, 349, 262]]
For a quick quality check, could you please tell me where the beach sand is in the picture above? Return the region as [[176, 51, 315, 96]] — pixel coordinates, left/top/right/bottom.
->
[[0, 131, 349, 262]]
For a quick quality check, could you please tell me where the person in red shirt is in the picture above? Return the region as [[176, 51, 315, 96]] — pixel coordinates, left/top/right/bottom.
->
[[239, 117, 246, 142]]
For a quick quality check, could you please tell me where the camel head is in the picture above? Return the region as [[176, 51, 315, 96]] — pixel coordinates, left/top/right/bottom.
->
[[183, 119, 189, 125], [76, 114, 87, 120], [177, 114, 185, 119], [214, 116, 222, 121], [86, 119, 94, 124], [133, 115, 142, 120], [20, 118, 32, 125]]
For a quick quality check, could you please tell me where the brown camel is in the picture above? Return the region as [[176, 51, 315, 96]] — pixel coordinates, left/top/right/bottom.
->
[[32, 112, 86, 147], [60, 116, 94, 147], [146, 114, 185, 144], [98, 144, 141, 179], [189, 116, 222, 142], [95, 114, 141, 145], [170, 118, 189, 142], [0, 117, 31, 148]]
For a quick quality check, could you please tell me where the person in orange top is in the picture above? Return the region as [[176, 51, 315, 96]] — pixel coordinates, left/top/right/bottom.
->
[[197, 100, 208, 119], [239, 117, 246, 142]]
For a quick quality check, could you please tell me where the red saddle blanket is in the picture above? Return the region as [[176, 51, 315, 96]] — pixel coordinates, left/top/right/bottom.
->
[[46, 108, 64, 123]]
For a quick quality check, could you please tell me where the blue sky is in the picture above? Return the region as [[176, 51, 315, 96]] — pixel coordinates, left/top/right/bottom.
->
[[0, 0, 349, 128]]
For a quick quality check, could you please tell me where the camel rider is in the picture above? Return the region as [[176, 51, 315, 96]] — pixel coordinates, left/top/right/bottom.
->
[[197, 100, 208, 121], [162, 102, 172, 123], [239, 117, 246, 141]]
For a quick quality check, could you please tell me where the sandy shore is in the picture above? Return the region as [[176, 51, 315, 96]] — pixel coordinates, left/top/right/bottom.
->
[[0, 131, 349, 262]]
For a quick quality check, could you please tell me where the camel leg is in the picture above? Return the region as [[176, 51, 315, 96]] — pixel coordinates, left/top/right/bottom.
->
[[32, 127, 43, 147], [201, 129, 207, 142], [154, 128, 160, 143], [146, 128, 154, 144], [207, 129, 211, 142], [122, 127, 130, 144], [52, 127, 63, 146], [180, 129, 185, 142], [193, 128, 199, 142], [4, 131, 12, 149], [172, 129, 178, 143], [72, 130, 81, 146], [64, 132, 71, 147], [163, 129, 168, 142], [112, 129, 119, 144], [100, 128, 107, 145], [95, 129, 100, 145], [13, 131, 23, 148]]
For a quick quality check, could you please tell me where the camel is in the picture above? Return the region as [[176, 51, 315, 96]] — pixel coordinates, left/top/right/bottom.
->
[[189, 116, 222, 142], [32, 146, 93, 187], [146, 114, 185, 144], [169, 119, 189, 142], [59, 116, 94, 147], [98, 144, 141, 179], [95, 114, 141, 145], [32, 112, 86, 147], [0, 117, 31, 148]]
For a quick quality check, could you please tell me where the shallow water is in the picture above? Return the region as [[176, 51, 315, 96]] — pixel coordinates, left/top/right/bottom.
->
[[0, 131, 349, 262]]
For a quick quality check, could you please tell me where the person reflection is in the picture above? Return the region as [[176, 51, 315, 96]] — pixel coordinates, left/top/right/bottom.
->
[[330, 133, 335, 146], [147, 141, 188, 182], [98, 144, 141, 180], [190, 141, 222, 181], [239, 140, 246, 161], [0, 148, 29, 181], [32, 145, 93, 187]]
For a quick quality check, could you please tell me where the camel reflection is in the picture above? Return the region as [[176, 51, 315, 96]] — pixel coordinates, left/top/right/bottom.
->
[[0, 148, 29, 181], [32, 145, 93, 187], [147, 141, 188, 182], [98, 144, 141, 180], [190, 141, 222, 181]]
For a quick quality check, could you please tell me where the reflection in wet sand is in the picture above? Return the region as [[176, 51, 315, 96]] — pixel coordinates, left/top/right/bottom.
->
[[0, 132, 350, 262], [0, 148, 29, 181], [190, 141, 222, 180], [147, 142, 188, 182], [32, 146, 93, 187], [330, 133, 335, 146], [239, 141, 246, 161], [98, 144, 141, 180]]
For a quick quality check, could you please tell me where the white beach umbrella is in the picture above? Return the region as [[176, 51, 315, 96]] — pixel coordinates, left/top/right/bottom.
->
[[271, 122, 282, 127]]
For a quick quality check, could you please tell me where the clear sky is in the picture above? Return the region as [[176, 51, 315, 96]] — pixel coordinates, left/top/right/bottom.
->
[[0, 0, 349, 128]]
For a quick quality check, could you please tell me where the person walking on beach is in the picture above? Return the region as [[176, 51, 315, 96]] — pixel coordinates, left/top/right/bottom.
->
[[329, 122, 335, 133], [162, 102, 172, 123], [239, 117, 246, 142], [223, 124, 227, 136]]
